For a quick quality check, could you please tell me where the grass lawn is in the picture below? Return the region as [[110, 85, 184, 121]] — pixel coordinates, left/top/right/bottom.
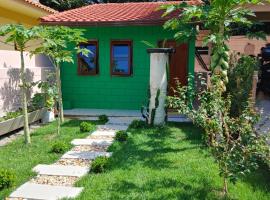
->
[[75, 123, 270, 200], [0, 119, 95, 199]]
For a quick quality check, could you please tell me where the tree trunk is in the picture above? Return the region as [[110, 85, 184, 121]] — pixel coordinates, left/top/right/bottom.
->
[[56, 63, 64, 124], [20, 50, 31, 144], [223, 177, 228, 196]]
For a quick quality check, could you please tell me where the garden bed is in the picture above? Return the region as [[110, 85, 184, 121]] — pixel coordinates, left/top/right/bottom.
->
[[0, 108, 47, 136]]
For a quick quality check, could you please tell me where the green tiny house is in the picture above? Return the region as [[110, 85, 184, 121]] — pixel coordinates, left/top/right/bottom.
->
[[41, 2, 199, 110]]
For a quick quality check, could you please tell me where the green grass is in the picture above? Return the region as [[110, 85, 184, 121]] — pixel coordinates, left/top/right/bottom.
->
[[0, 119, 96, 199], [75, 123, 270, 200]]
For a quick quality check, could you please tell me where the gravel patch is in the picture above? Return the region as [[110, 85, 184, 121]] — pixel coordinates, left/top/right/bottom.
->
[[72, 145, 108, 152], [30, 175, 78, 187], [55, 158, 91, 167]]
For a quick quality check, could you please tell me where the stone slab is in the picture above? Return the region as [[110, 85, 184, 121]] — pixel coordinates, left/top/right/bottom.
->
[[9, 182, 83, 200], [62, 151, 112, 160], [33, 164, 89, 177], [167, 117, 192, 123], [91, 130, 116, 137], [107, 117, 142, 125], [97, 124, 128, 131], [71, 138, 113, 146]]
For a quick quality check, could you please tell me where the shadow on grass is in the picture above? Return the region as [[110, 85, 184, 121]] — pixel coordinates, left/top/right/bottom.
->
[[108, 123, 204, 171], [243, 162, 270, 193], [110, 177, 222, 200]]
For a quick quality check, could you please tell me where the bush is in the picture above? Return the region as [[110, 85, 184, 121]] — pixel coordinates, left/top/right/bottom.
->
[[98, 115, 109, 123], [129, 120, 147, 129], [115, 130, 128, 142], [79, 121, 93, 132], [91, 156, 109, 173], [0, 169, 15, 190], [50, 141, 70, 154], [227, 55, 257, 117]]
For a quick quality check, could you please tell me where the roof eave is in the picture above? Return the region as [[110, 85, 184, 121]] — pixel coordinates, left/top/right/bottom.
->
[[40, 20, 168, 27]]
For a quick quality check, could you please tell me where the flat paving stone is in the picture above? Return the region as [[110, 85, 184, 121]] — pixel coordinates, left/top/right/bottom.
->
[[9, 182, 83, 200], [33, 164, 89, 177], [107, 117, 142, 125], [91, 130, 116, 137], [97, 124, 128, 131], [167, 117, 192, 123], [62, 151, 112, 160], [71, 138, 113, 146]]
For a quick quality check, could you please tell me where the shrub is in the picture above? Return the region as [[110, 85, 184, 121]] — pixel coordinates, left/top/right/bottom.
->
[[79, 121, 93, 132], [129, 120, 147, 129], [91, 156, 109, 173], [227, 55, 257, 117], [0, 169, 15, 190], [98, 115, 109, 123], [50, 141, 70, 154], [115, 130, 128, 142]]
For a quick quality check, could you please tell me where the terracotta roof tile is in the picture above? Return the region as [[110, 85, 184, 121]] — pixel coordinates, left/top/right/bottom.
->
[[41, 1, 202, 26], [22, 0, 58, 14]]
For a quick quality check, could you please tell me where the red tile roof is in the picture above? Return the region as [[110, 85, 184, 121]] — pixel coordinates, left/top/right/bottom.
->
[[41, 1, 202, 26], [22, 0, 58, 14]]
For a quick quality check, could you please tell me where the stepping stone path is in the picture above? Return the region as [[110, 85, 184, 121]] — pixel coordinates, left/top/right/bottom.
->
[[62, 150, 112, 160], [71, 138, 113, 146], [9, 117, 132, 200], [33, 164, 89, 177]]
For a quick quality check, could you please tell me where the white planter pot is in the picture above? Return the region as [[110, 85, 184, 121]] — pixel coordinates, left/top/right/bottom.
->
[[0, 108, 47, 136], [42, 110, 55, 124]]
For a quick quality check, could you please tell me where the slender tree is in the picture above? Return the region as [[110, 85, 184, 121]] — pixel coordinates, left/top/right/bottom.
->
[[36, 26, 89, 134], [0, 24, 40, 144], [163, 0, 269, 195]]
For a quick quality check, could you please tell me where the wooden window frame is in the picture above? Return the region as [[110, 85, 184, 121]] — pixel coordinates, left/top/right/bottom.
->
[[77, 40, 99, 76], [110, 40, 133, 76]]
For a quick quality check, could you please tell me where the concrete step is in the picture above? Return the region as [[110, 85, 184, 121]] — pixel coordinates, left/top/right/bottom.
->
[[9, 182, 83, 200], [33, 164, 89, 177], [91, 130, 116, 137], [97, 124, 128, 131], [62, 150, 112, 160], [71, 138, 113, 146]]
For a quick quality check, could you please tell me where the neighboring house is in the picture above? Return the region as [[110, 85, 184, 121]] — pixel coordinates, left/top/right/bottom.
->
[[41, 1, 201, 110], [0, 0, 57, 116], [195, 2, 270, 72]]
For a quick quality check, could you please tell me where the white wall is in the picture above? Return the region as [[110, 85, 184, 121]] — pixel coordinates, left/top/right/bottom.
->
[[0, 50, 53, 117]]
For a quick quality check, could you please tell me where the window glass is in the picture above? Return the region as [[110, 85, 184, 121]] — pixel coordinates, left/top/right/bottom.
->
[[112, 44, 129, 73], [78, 41, 98, 75], [111, 41, 132, 76]]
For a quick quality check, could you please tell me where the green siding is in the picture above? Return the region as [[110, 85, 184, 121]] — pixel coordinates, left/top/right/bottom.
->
[[61, 26, 195, 110]]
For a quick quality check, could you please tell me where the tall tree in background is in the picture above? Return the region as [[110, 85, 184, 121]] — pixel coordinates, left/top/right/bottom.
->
[[40, 0, 93, 11], [40, 0, 160, 11]]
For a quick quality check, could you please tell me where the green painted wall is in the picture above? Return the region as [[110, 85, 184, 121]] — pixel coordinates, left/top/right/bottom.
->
[[61, 26, 195, 110]]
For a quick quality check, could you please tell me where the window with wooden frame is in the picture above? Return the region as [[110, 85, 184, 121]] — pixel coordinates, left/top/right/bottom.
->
[[78, 40, 98, 75], [110, 40, 132, 76]]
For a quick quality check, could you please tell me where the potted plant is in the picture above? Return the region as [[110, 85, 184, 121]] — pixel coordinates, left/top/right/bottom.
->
[[37, 75, 57, 123]]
